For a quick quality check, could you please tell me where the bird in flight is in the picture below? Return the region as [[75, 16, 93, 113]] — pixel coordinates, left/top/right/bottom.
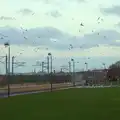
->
[[80, 23, 84, 26], [24, 36, 27, 40], [69, 44, 73, 49], [97, 17, 100, 20]]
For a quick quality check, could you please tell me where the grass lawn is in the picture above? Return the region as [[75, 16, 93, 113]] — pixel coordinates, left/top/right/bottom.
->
[[0, 88, 120, 120]]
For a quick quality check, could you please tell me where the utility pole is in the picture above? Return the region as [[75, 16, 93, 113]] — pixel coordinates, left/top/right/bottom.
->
[[85, 62, 88, 71], [73, 60, 75, 86], [48, 53, 53, 92], [5, 55, 8, 88], [47, 56, 49, 74], [4, 42, 10, 97], [68, 61, 71, 74], [42, 62, 44, 72], [103, 63, 107, 85], [71, 59, 75, 86], [68, 61, 71, 83], [50, 55, 52, 74], [5, 55, 8, 75], [12, 56, 14, 75]]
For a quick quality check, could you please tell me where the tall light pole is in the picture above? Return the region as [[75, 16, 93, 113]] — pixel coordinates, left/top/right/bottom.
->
[[4, 42, 10, 97], [12, 56, 15, 75], [102, 63, 107, 85], [42, 61, 44, 72], [71, 58, 75, 86], [68, 61, 71, 74], [47, 56, 49, 74], [85, 62, 89, 85], [48, 53, 52, 73], [48, 53, 53, 92], [85, 62, 88, 71], [5, 55, 8, 75]]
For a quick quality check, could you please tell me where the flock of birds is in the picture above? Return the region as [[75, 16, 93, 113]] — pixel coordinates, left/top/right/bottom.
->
[[0, 13, 110, 70], [0, 16, 106, 51]]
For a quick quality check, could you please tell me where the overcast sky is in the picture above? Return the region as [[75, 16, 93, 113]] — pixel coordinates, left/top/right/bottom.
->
[[0, 0, 120, 73]]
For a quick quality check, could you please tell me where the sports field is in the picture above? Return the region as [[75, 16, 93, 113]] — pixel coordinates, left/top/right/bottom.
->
[[0, 87, 120, 120]]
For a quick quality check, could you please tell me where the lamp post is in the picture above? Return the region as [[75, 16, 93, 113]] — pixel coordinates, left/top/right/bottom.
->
[[85, 62, 88, 71], [71, 59, 75, 86], [5, 55, 8, 75], [68, 61, 71, 74], [102, 63, 107, 85], [42, 62, 44, 72], [12, 56, 15, 75], [48, 53, 53, 92], [68, 61, 72, 83], [47, 56, 49, 74], [4, 42, 10, 97], [85, 62, 89, 85], [48, 53, 52, 73]]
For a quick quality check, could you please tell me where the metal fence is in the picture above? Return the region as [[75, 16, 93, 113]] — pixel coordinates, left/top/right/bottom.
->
[[0, 71, 120, 98], [0, 74, 73, 97]]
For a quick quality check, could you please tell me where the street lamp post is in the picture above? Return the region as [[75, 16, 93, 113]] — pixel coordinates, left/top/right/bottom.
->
[[102, 63, 107, 85], [5, 55, 8, 75], [47, 56, 49, 74], [4, 42, 10, 97], [85, 62, 88, 71], [68, 61, 71, 74], [42, 61, 44, 72], [48, 53, 52, 73], [48, 53, 53, 92], [85, 62, 89, 85], [12, 56, 14, 75], [71, 59, 75, 86]]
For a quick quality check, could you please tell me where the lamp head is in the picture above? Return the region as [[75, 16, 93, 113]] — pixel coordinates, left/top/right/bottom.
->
[[71, 59, 74, 61], [48, 53, 51, 56], [4, 42, 10, 47]]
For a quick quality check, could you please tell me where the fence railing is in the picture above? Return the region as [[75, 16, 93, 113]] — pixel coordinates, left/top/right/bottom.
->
[[0, 74, 73, 97]]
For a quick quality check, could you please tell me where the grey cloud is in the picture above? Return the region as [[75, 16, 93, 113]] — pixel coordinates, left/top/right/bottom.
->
[[0, 27, 120, 50], [0, 16, 15, 20], [18, 8, 34, 15], [46, 10, 62, 18], [0, 27, 71, 50], [67, 30, 120, 49], [102, 6, 120, 16]]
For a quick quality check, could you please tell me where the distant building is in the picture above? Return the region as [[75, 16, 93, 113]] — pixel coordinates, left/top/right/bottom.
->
[[75, 69, 106, 85]]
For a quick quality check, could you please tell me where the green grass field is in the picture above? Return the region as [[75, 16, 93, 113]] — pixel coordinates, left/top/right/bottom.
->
[[1, 88, 120, 120]]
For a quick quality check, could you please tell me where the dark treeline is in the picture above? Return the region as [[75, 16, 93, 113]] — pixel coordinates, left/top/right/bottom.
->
[[0, 74, 72, 86]]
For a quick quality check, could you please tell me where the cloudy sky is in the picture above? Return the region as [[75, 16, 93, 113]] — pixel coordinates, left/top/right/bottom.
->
[[0, 0, 120, 73]]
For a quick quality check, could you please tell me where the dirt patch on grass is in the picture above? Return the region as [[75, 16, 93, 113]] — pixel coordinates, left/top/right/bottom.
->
[[0, 83, 72, 93]]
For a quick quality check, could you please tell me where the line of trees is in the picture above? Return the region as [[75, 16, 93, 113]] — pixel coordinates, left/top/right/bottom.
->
[[107, 61, 120, 81], [0, 74, 71, 86]]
